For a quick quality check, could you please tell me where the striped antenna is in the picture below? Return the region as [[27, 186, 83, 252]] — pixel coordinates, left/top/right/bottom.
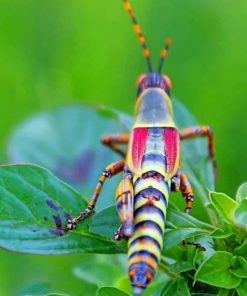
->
[[157, 37, 172, 73], [123, 0, 152, 72]]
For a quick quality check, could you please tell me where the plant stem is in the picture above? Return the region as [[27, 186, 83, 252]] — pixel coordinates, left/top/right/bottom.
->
[[159, 259, 178, 278]]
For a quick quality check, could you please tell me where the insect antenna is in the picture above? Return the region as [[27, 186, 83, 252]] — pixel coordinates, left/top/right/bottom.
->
[[157, 37, 172, 73], [123, 0, 153, 72]]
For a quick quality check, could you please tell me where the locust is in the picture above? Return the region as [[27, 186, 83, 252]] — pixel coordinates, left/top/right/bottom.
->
[[66, 1, 216, 295]]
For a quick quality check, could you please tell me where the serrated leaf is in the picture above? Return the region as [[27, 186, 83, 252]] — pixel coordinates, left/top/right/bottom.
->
[[97, 287, 130, 296], [0, 164, 125, 254], [209, 191, 237, 223], [233, 198, 247, 230], [236, 182, 247, 203], [194, 251, 241, 289], [160, 277, 190, 296]]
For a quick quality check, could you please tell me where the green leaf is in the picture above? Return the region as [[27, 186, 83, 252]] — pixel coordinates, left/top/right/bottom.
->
[[217, 290, 236, 296], [233, 198, 247, 230], [230, 256, 247, 278], [191, 294, 216, 296], [74, 261, 124, 286], [236, 182, 247, 203], [46, 294, 69, 296], [7, 105, 131, 211], [236, 279, 247, 296], [209, 191, 237, 223], [173, 100, 214, 204], [233, 241, 247, 260], [164, 208, 218, 250], [194, 251, 241, 289], [142, 281, 167, 296], [97, 287, 130, 296], [168, 247, 198, 273], [89, 205, 121, 239], [0, 164, 125, 254], [160, 277, 190, 296], [13, 283, 53, 296]]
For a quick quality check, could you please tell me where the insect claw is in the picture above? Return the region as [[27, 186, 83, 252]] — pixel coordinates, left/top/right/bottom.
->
[[66, 218, 77, 230]]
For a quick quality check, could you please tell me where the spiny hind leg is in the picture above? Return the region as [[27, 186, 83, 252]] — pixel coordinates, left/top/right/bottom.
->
[[171, 170, 194, 214], [66, 160, 125, 230], [101, 133, 129, 158], [180, 171, 194, 214], [171, 170, 205, 251], [179, 126, 217, 177]]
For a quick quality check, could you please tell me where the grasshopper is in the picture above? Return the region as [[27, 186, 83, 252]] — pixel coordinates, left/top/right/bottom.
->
[[66, 1, 216, 295]]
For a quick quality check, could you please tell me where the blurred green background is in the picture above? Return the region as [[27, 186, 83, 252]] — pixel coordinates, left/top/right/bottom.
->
[[0, 0, 246, 295]]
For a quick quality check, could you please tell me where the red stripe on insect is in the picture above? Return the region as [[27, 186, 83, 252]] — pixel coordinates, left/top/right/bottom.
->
[[132, 128, 148, 171], [164, 128, 178, 177]]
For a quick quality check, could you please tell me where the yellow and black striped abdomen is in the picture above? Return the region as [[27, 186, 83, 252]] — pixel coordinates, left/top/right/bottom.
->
[[128, 172, 170, 295]]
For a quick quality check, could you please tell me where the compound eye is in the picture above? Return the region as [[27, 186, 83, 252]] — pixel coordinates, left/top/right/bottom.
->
[[136, 74, 146, 86], [163, 75, 172, 89]]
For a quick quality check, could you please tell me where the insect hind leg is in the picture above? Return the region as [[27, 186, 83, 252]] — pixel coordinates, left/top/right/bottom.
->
[[171, 170, 205, 251], [114, 167, 134, 239]]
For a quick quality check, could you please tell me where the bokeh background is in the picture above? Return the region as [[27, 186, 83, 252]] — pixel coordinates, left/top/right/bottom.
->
[[0, 0, 246, 295]]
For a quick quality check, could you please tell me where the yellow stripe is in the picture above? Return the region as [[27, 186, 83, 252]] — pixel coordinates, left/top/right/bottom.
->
[[134, 178, 169, 197], [128, 239, 161, 261], [134, 211, 165, 232], [134, 198, 167, 218], [141, 163, 166, 177], [128, 227, 163, 249], [128, 255, 157, 271]]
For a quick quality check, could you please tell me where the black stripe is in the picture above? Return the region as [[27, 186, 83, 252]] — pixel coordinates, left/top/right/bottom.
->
[[129, 235, 162, 251], [129, 250, 159, 265], [134, 188, 167, 206], [134, 204, 165, 221], [135, 220, 163, 235]]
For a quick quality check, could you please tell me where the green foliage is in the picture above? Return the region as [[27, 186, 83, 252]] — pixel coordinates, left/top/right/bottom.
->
[[0, 103, 246, 295]]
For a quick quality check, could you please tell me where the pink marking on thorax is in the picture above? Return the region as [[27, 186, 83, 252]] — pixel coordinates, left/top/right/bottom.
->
[[164, 128, 179, 177], [131, 128, 148, 171]]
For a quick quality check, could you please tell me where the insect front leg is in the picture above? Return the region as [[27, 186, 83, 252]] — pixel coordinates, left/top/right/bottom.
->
[[101, 133, 129, 158], [114, 166, 134, 240], [66, 160, 125, 230], [179, 126, 217, 177]]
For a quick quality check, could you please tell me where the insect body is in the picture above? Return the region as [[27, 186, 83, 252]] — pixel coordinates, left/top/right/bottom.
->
[[66, 1, 216, 295]]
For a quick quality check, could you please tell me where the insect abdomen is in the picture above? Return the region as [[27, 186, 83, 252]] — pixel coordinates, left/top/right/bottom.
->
[[128, 175, 170, 295]]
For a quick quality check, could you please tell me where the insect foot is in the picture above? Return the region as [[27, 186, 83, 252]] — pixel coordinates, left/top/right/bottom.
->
[[66, 218, 77, 230]]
